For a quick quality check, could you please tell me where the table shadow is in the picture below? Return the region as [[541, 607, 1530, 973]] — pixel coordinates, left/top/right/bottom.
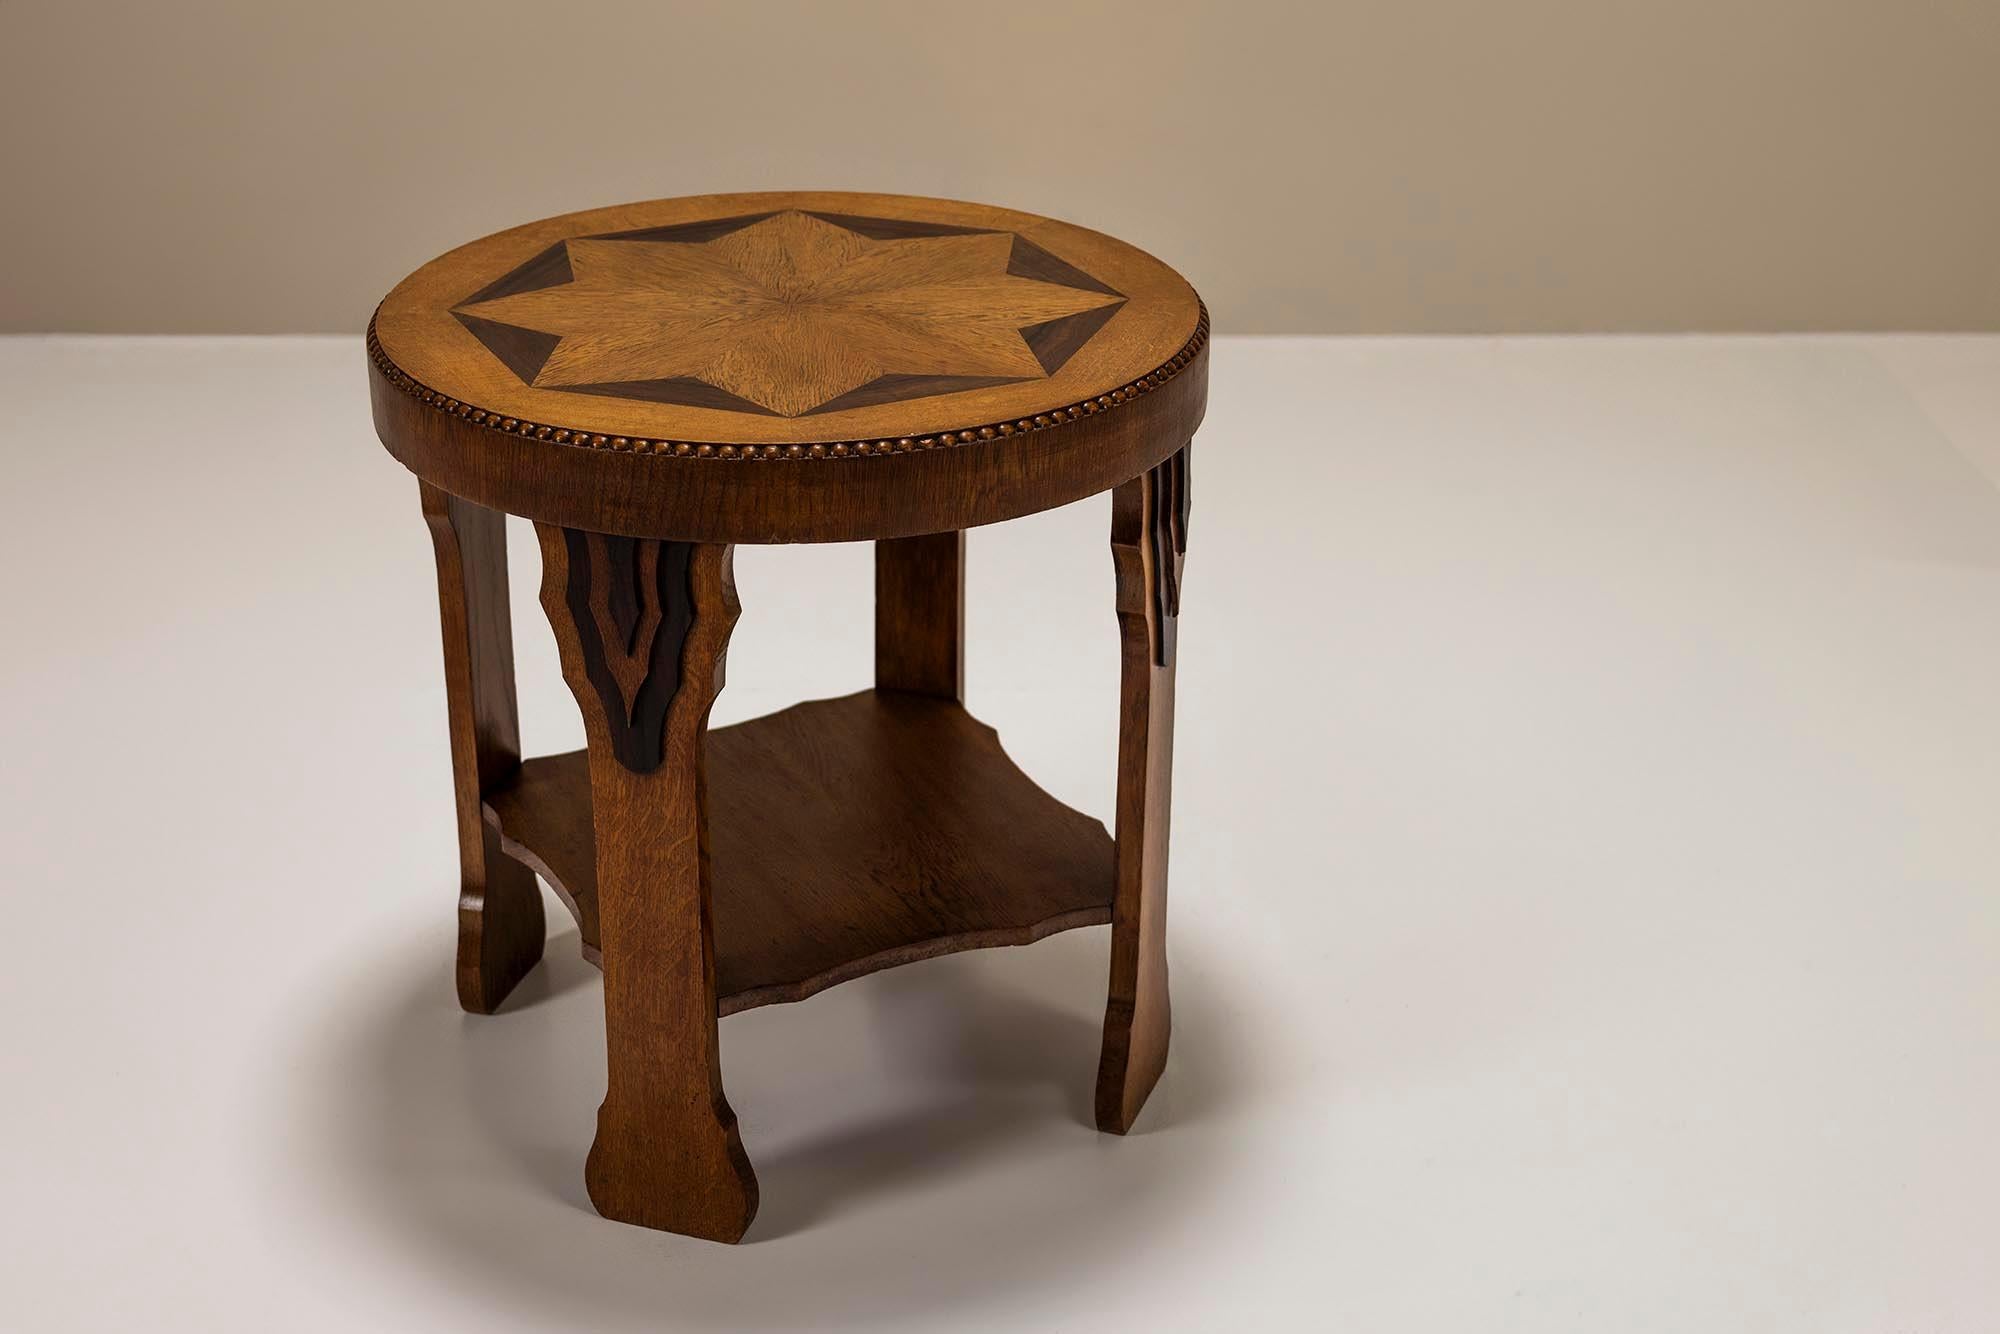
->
[[302, 908, 1250, 1330]]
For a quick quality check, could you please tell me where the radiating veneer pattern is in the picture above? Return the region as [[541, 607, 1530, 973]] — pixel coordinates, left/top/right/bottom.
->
[[451, 210, 1127, 418]]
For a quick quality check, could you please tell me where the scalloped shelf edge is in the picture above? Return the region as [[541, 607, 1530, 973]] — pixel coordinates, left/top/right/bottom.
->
[[481, 689, 1115, 1015]]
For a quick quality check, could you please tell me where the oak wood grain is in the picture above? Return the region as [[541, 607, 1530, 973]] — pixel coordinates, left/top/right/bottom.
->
[[483, 691, 1115, 1013], [537, 529, 756, 1242], [459, 216, 1121, 417], [1095, 445, 1189, 1133], [420, 481, 545, 1013], [875, 531, 964, 700]]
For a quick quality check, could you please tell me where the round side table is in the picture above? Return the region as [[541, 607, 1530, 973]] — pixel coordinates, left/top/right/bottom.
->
[[367, 192, 1208, 1242]]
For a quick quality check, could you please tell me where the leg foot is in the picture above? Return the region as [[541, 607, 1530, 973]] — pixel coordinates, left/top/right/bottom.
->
[[458, 827, 545, 1014]]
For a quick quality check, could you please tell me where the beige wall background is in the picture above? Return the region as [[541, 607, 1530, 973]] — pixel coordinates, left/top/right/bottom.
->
[[4, 0, 1996, 335]]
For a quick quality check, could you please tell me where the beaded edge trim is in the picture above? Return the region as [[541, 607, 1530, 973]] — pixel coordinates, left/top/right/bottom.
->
[[366, 304, 1207, 460]]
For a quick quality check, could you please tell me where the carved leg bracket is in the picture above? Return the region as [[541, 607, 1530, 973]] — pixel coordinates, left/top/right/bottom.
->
[[536, 525, 757, 1243], [1096, 443, 1190, 1132]]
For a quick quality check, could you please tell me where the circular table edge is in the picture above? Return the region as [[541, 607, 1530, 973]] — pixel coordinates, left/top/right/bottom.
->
[[367, 302, 1209, 544]]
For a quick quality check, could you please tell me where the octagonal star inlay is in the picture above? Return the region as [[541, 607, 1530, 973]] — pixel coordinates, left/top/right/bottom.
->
[[450, 210, 1129, 418]]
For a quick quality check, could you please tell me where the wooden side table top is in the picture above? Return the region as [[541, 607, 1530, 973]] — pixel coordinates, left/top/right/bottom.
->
[[369, 191, 1207, 541]]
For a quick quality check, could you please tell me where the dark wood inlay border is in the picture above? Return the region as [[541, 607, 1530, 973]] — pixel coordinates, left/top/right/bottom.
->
[[459, 240, 575, 307], [585, 212, 781, 244], [1007, 235, 1124, 298], [1022, 302, 1127, 375], [803, 373, 1034, 416], [800, 211, 1002, 241], [451, 312, 562, 384], [561, 377, 783, 415]]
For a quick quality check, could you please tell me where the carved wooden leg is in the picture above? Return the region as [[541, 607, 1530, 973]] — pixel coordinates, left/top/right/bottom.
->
[[535, 526, 757, 1243], [1096, 444, 1190, 1133], [421, 482, 545, 1015], [875, 531, 964, 700]]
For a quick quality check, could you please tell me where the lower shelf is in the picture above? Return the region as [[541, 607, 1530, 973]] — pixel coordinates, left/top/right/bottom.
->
[[483, 689, 1114, 1015]]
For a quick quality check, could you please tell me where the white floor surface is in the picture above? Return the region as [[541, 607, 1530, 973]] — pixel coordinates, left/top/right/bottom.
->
[[2, 334, 1997, 1330]]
